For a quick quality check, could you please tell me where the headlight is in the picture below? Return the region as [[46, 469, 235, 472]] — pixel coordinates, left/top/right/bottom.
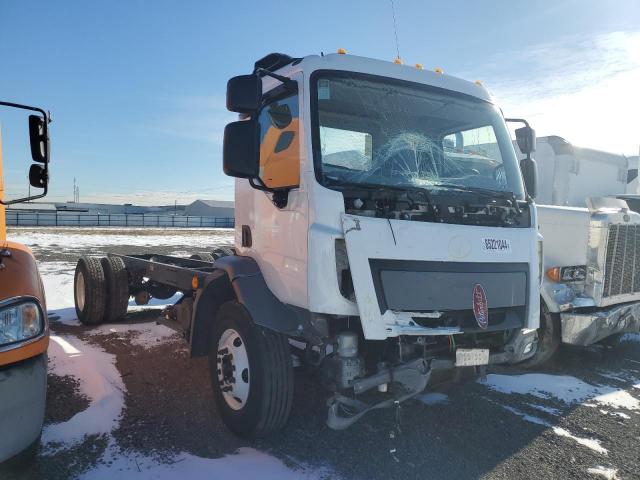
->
[[546, 265, 587, 283], [0, 300, 44, 347]]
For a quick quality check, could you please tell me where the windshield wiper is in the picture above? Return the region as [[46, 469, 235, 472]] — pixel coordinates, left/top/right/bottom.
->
[[430, 183, 517, 201]]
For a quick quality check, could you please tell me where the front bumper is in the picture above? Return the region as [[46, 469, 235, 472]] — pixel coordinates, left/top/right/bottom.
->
[[561, 301, 640, 346], [0, 354, 47, 463], [489, 327, 538, 364]]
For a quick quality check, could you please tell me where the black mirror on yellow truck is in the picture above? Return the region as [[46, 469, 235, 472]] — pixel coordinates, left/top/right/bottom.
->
[[0, 101, 50, 206], [0, 101, 51, 464]]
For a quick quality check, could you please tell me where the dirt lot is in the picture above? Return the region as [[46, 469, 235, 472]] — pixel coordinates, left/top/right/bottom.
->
[[2, 227, 640, 480]]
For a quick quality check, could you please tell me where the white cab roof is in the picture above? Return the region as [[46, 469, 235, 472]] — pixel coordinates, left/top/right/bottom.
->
[[277, 53, 493, 103]]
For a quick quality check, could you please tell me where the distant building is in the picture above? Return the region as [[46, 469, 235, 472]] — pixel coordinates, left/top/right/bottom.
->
[[185, 200, 235, 218]]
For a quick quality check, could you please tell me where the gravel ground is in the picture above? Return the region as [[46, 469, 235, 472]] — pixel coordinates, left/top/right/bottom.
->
[[2, 227, 640, 479]]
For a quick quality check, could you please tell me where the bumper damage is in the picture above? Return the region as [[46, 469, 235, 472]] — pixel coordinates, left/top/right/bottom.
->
[[0, 354, 47, 463], [561, 301, 640, 346]]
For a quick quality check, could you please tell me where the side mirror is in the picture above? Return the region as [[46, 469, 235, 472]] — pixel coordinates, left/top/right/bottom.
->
[[515, 125, 536, 155], [29, 114, 47, 163], [226, 75, 262, 114], [520, 157, 538, 199], [29, 164, 47, 188], [223, 119, 260, 178]]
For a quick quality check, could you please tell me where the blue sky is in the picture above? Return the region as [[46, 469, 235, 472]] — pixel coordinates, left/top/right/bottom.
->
[[1, 0, 638, 204]]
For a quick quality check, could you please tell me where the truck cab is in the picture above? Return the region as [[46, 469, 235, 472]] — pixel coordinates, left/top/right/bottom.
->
[[222, 52, 542, 430], [0, 102, 51, 463]]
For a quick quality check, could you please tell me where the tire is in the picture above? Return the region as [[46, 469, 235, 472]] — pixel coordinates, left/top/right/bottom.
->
[[212, 246, 235, 259], [520, 302, 561, 368], [208, 301, 294, 438], [74, 256, 106, 325], [100, 256, 129, 323], [190, 252, 215, 263]]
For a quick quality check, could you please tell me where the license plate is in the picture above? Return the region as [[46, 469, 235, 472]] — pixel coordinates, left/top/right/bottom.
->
[[455, 348, 490, 367]]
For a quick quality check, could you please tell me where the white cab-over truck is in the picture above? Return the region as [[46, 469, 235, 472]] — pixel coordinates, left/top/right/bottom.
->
[[513, 136, 640, 365], [73, 52, 542, 436]]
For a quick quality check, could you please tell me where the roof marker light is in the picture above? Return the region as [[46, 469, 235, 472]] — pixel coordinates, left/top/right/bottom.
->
[[337, 48, 347, 54], [415, 64, 423, 70], [475, 80, 483, 86], [393, 57, 403, 64], [434, 67, 444, 74]]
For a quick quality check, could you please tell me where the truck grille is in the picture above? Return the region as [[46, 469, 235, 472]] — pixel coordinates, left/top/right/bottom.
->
[[603, 224, 640, 297]]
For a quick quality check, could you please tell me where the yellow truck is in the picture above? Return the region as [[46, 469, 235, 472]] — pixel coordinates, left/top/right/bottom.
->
[[0, 101, 51, 463]]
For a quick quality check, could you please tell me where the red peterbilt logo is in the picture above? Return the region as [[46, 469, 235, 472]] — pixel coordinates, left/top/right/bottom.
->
[[472, 284, 489, 329]]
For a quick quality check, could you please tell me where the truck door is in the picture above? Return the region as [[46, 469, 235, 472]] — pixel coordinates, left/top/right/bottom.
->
[[236, 75, 309, 308]]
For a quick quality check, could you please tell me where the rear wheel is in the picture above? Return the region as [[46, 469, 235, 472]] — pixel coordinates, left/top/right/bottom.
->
[[520, 302, 561, 368], [100, 256, 129, 323], [74, 256, 106, 325], [208, 301, 294, 437]]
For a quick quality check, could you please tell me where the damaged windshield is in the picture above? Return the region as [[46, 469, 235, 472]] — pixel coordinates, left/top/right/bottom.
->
[[312, 72, 525, 200]]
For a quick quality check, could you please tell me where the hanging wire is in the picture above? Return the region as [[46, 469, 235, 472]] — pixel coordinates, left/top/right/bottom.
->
[[390, 0, 401, 61]]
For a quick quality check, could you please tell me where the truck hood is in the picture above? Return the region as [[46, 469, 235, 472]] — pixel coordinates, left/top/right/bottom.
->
[[341, 214, 539, 339]]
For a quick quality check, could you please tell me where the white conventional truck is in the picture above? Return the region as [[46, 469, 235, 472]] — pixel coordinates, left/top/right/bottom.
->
[[74, 52, 542, 436], [511, 136, 640, 365]]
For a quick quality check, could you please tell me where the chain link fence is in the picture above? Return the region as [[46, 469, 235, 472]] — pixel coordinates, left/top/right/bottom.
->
[[6, 211, 234, 228]]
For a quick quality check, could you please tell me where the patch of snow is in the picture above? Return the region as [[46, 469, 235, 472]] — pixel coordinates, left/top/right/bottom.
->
[[10, 227, 234, 251], [82, 447, 334, 480], [418, 392, 449, 406], [599, 409, 631, 420], [552, 427, 607, 455], [488, 400, 607, 455], [621, 333, 640, 343], [480, 373, 640, 411], [43, 335, 124, 448], [587, 466, 619, 479], [524, 402, 560, 416], [495, 404, 550, 427], [90, 322, 179, 349]]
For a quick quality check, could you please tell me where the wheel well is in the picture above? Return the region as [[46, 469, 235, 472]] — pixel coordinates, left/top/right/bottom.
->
[[190, 255, 308, 357]]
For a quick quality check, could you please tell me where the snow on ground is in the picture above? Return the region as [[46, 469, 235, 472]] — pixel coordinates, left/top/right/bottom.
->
[[44, 335, 124, 448], [485, 399, 608, 455], [418, 392, 449, 406], [81, 448, 334, 480], [480, 373, 640, 411], [9, 227, 234, 250], [587, 466, 620, 479], [622, 333, 640, 343]]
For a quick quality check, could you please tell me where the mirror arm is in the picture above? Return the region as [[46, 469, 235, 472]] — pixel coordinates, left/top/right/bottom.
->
[[255, 68, 297, 90], [248, 178, 290, 208]]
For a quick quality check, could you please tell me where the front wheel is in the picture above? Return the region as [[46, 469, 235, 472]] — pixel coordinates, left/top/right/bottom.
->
[[208, 301, 294, 438]]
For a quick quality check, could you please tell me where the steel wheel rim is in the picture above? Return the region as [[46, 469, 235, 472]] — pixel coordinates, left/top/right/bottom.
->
[[217, 328, 250, 410], [75, 270, 86, 311]]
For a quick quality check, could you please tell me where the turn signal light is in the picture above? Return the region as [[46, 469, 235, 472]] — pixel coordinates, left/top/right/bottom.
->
[[192, 275, 200, 290], [546, 267, 561, 283]]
